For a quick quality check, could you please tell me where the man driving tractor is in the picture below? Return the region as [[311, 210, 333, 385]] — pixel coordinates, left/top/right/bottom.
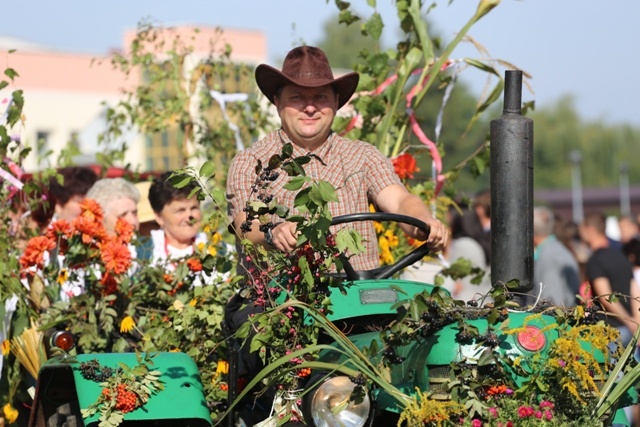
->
[[226, 45, 448, 268], [224, 45, 448, 379]]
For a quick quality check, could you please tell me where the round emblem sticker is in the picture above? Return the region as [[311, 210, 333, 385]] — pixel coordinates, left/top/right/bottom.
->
[[517, 326, 546, 351]]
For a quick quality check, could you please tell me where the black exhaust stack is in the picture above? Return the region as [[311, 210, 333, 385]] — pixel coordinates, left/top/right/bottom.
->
[[490, 70, 534, 297]]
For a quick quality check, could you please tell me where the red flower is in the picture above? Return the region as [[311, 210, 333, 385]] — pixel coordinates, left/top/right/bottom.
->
[[392, 153, 419, 180], [100, 273, 119, 295], [114, 217, 134, 244], [20, 236, 56, 270], [79, 198, 104, 223], [73, 215, 107, 244], [101, 240, 132, 275], [186, 257, 203, 272], [46, 219, 73, 240]]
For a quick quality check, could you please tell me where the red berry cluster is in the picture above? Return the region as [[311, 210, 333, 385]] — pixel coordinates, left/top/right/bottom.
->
[[114, 384, 139, 413]]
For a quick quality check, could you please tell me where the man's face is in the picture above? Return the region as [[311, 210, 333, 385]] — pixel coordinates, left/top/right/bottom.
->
[[274, 84, 338, 150]]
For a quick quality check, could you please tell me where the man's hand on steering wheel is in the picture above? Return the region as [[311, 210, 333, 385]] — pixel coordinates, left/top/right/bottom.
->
[[414, 215, 449, 252], [268, 221, 299, 252]]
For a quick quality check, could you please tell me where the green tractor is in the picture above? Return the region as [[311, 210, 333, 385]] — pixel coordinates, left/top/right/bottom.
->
[[225, 213, 634, 427]]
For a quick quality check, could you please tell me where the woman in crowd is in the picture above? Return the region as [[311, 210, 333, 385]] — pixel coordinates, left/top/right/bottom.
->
[[85, 177, 140, 235], [48, 166, 98, 223], [147, 172, 206, 263]]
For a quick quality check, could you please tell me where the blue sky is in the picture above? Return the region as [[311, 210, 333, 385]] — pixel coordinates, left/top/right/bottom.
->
[[2, 0, 639, 125]]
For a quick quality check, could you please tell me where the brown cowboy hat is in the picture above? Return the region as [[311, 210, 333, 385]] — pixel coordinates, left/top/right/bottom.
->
[[255, 45, 359, 110]]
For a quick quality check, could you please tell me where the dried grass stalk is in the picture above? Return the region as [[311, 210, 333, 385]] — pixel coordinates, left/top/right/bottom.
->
[[10, 322, 46, 380]]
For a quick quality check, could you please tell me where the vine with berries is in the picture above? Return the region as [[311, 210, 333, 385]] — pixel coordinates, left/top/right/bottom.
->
[[234, 142, 365, 393]]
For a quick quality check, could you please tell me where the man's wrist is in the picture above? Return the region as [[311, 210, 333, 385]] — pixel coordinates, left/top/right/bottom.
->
[[264, 223, 280, 246]]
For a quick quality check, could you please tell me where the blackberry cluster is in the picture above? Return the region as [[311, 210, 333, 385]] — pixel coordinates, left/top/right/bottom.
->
[[258, 222, 275, 233], [79, 359, 114, 382], [579, 305, 602, 325], [456, 329, 475, 345], [419, 299, 457, 337], [258, 169, 280, 182], [383, 347, 405, 365], [481, 332, 500, 348], [350, 374, 367, 386], [257, 193, 274, 203]]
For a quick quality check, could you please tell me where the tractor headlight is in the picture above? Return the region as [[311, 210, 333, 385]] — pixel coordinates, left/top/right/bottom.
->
[[309, 376, 370, 427]]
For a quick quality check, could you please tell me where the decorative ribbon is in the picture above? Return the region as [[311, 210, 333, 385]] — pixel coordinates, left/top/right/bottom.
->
[[209, 90, 249, 151], [341, 60, 460, 196]]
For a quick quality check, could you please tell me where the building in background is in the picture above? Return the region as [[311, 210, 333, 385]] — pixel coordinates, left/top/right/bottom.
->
[[0, 26, 267, 173]]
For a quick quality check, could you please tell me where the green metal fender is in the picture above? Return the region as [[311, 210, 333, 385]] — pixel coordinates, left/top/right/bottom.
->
[[29, 352, 211, 427]]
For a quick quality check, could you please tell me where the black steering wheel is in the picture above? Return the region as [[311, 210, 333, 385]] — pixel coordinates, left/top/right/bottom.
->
[[331, 212, 432, 281]]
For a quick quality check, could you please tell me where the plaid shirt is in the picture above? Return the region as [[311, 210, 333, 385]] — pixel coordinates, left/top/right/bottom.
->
[[226, 129, 401, 271]]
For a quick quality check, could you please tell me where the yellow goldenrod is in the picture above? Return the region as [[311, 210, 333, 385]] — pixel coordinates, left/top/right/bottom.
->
[[1, 340, 9, 356]]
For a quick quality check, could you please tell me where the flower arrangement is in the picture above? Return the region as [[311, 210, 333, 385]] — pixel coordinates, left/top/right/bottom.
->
[[20, 198, 134, 305], [80, 353, 163, 427]]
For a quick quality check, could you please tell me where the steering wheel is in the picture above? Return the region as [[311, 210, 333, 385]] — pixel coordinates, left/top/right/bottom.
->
[[331, 212, 432, 281]]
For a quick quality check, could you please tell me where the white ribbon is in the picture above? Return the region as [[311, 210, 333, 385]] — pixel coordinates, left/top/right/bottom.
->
[[209, 90, 249, 151]]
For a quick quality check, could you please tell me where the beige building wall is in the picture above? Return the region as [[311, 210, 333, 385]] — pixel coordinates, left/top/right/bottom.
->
[[0, 26, 267, 174]]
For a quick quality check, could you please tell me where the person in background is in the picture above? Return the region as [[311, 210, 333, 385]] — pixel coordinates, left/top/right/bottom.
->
[[623, 237, 640, 291], [47, 166, 98, 223], [86, 177, 140, 235], [619, 215, 640, 245], [530, 206, 580, 307], [147, 172, 207, 265], [444, 205, 492, 304], [471, 189, 491, 265], [579, 211, 640, 346], [134, 180, 160, 238]]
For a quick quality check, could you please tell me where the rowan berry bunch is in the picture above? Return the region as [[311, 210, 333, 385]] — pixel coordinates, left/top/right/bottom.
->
[[81, 353, 164, 427]]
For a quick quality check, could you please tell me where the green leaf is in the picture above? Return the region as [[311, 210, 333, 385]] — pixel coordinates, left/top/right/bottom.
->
[[364, 13, 384, 40], [283, 176, 308, 191], [282, 142, 293, 157], [4, 68, 18, 80], [198, 161, 215, 178], [316, 180, 338, 202], [463, 58, 500, 77], [171, 175, 193, 189]]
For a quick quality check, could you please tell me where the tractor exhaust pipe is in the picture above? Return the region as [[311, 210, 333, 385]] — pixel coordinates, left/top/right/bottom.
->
[[490, 70, 534, 299]]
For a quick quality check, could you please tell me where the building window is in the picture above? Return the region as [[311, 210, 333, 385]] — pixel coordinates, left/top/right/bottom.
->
[[144, 127, 183, 172]]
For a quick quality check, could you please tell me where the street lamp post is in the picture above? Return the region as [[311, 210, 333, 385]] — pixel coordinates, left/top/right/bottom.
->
[[570, 150, 583, 224], [620, 161, 631, 217]]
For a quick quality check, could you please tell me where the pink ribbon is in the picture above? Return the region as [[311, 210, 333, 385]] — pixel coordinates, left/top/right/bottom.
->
[[342, 61, 454, 195]]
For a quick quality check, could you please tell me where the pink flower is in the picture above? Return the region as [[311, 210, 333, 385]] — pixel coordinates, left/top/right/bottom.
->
[[535, 410, 543, 419], [544, 410, 553, 420], [518, 406, 534, 418], [472, 419, 482, 427], [488, 407, 498, 417], [539, 401, 554, 409]]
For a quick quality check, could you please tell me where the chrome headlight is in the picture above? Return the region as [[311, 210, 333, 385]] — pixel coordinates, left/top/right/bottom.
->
[[310, 376, 370, 427]]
